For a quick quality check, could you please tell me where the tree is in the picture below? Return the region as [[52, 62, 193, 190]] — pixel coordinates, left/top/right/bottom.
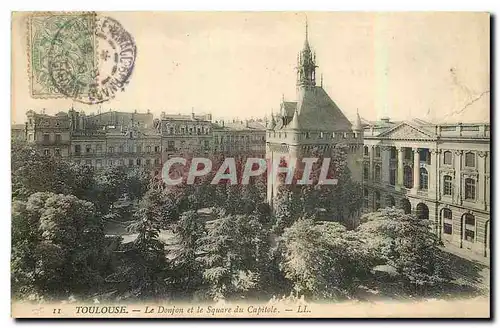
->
[[272, 187, 302, 234], [11, 143, 100, 206], [279, 219, 373, 300], [357, 208, 451, 293], [271, 146, 363, 230], [125, 168, 151, 201], [197, 210, 269, 300], [11, 192, 107, 300], [106, 189, 172, 300], [94, 166, 128, 214], [170, 210, 207, 299]]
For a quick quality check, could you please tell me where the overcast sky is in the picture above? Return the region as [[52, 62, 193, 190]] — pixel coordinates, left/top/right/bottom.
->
[[12, 12, 490, 124]]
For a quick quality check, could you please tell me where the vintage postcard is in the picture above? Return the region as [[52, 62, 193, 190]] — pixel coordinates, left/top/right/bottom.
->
[[10, 11, 490, 318]]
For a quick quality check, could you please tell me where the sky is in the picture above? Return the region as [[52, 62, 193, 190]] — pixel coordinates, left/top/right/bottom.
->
[[11, 12, 490, 124]]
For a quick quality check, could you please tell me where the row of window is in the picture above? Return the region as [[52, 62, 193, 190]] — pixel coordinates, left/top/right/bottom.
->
[[75, 158, 161, 167], [163, 126, 211, 135], [268, 131, 356, 140], [214, 135, 265, 143], [75, 144, 161, 154], [363, 164, 477, 200], [443, 150, 476, 168], [363, 147, 477, 168]]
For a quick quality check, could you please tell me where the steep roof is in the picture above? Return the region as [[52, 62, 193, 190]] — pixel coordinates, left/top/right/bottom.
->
[[288, 86, 352, 131], [281, 101, 297, 118]]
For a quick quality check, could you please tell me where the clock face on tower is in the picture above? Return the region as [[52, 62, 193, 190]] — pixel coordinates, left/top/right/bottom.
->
[[275, 117, 284, 130]]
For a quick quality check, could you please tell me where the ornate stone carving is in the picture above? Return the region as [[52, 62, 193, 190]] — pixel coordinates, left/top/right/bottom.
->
[[454, 150, 463, 156], [381, 124, 434, 140], [477, 151, 488, 158]]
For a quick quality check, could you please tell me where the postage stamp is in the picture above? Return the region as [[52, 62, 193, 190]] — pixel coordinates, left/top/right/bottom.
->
[[28, 12, 136, 104]]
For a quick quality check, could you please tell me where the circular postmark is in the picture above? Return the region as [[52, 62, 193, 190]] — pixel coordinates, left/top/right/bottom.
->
[[48, 13, 136, 104]]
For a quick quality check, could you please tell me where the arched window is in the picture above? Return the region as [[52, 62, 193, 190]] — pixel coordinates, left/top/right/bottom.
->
[[374, 165, 381, 182], [375, 146, 381, 158], [443, 151, 452, 165], [465, 178, 476, 200], [364, 146, 369, 156], [443, 175, 453, 195], [363, 163, 369, 181], [443, 208, 452, 235], [404, 165, 413, 188], [464, 213, 475, 242], [465, 152, 475, 167], [419, 168, 428, 190]]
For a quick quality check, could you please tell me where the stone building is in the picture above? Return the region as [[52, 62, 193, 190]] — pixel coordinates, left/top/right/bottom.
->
[[362, 117, 491, 258], [212, 119, 266, 155], [157, 112, 213, 160], [265, 23, 364, 204], [21, 107, 267, 174], [11, 124, 26, 141]]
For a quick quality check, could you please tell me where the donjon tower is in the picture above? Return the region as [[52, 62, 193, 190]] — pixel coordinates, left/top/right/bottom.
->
[[265, 22, 364, 204]]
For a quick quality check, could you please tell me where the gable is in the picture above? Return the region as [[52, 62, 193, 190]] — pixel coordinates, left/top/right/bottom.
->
[[377, 122, 435, 140]]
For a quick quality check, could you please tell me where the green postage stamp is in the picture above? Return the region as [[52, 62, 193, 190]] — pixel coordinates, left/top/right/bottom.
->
[[28, 12, 136, 104]]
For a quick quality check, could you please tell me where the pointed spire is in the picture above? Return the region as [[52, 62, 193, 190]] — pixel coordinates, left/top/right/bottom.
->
[[288, 109, 300, 130], [320, 73, 323, 87], [305, 16, 308, 42], [297, 18, 316, 88], [303, 16, 310, 50], [354, 109, 363, 131], [267, 112, 276, 129]]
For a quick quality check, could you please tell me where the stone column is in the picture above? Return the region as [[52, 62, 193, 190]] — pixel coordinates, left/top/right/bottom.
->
[[381, 146, 391, 185], [413, 148, 420, 191], [454, 150, 463, 205], [428, 149, 438, 197], [478, 151, 487, 210], [369, 145, 374, 181], [397, 147, 404, 187]]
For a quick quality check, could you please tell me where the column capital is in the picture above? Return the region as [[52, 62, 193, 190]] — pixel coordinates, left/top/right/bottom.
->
[[412, 147, 420, 153], [478, 151, 488, 158], [396, 147, 405, 152], [429, 148, 440, 154], [454, 150, 463, 156]]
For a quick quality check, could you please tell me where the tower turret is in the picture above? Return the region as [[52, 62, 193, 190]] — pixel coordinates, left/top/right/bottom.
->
[[296, 19, 318, 89]]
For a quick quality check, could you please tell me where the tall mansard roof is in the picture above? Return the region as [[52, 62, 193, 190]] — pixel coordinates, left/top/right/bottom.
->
[[283, 86, 352, 132]]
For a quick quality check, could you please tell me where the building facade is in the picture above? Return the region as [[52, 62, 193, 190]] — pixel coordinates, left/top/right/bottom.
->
[[212, 120, 266, 155], [362, 118, 491, 258], [22, 108, 266, 173], [265, 24, 364, 204]]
